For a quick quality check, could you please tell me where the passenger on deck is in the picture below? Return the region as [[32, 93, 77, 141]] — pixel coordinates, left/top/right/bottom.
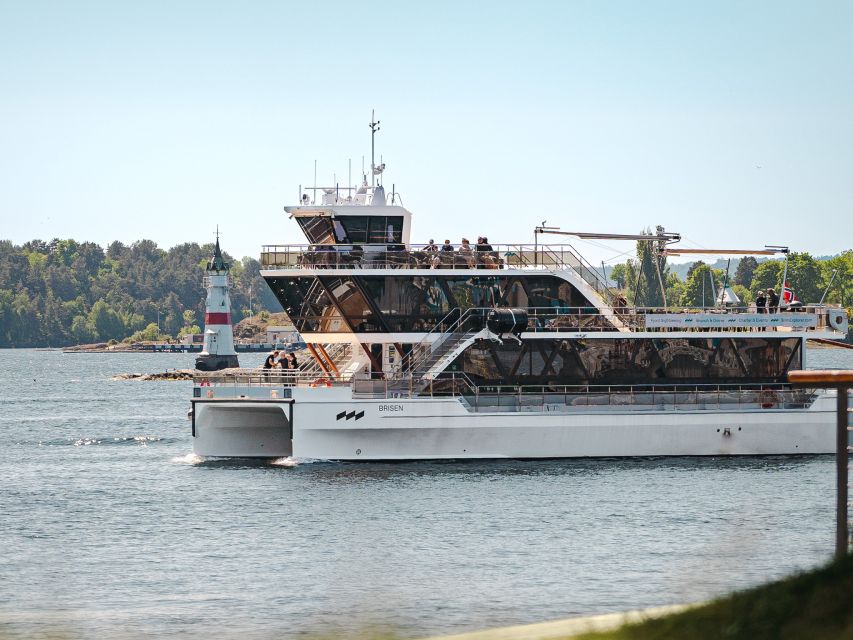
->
[[263, 350, 279, 369], [767, 288, 780, 313], [424, 239, 438, 252], [458, 238, 475, 268], [287, 352, 299, 369], [755, 290, 767, 314], [476, 236, 495, 268], [441, 239, 454, 252]]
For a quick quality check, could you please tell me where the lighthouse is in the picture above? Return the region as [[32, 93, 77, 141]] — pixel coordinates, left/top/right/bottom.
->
[[195, 236, 240, 371]]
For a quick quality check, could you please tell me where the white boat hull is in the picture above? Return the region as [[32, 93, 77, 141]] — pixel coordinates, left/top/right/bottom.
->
[[192, 388, 838, 460]]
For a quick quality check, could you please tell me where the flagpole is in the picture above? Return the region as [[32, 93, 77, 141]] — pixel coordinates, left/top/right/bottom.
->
[[780, 251, 789, 310]]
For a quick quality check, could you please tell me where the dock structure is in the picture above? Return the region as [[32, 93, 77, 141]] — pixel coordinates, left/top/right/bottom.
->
[[788, 369, 853, 558]]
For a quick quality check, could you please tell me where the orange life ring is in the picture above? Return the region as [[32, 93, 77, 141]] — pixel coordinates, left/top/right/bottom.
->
[[311, 378, 332, 388]]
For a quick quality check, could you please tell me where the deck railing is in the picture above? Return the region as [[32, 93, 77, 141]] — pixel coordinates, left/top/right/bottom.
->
[[260, 243, 617, 297], [193, 368, 818, 412]]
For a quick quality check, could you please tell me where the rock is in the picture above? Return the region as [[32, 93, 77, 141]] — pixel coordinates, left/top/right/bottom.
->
[[112, 369, 195, 381]]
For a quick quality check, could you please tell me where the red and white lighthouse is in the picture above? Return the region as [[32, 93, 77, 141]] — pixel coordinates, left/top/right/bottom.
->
[[195, 237, 240, 371]]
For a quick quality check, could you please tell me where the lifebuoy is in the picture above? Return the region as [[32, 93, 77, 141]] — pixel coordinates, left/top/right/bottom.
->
[[829, 312, 848, 333], [310, 378, 332, 388]]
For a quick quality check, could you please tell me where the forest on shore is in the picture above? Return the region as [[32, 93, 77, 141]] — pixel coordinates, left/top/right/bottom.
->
[[0, 235, 850, 347], [0, 238, 281, 347]]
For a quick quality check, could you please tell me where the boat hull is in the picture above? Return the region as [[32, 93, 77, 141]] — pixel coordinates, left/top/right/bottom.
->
[[191, 389, 838, 460]]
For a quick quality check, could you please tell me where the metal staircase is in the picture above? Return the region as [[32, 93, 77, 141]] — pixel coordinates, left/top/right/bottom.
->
[[299, 342, 352, 378], [402, 308, 476, 376]]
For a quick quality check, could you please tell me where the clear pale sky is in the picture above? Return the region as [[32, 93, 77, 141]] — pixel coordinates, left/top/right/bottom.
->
[[1, 1, 851, 267]]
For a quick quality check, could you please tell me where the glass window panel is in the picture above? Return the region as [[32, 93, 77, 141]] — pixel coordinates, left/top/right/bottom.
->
[[338, 216, 369, 244], [386, 217, 403, 243], [296, 217, 335, 244], [367, 217, 388, 243]]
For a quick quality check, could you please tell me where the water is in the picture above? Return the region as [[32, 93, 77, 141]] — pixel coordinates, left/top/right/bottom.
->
[[1, 348, 851, 639]]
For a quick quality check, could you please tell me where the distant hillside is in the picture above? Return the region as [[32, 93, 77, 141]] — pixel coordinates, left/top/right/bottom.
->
[[0, 238, 282, 348]]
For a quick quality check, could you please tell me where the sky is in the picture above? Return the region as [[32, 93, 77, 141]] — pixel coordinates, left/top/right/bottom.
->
[[1, 0, 851, 268]]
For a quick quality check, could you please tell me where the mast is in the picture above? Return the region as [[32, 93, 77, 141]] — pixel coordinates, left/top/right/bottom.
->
[[369, 110, 380, 188]]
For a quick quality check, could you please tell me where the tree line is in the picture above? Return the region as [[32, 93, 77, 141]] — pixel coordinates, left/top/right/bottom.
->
[[0, 238, 282, 347], [0, 235, 849, 347], [606, 230, 851, 338]]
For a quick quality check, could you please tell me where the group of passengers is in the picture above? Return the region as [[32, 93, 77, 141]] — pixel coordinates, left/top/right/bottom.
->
[[755, 288, 780, 313], [263, 350, 300, 371], [423, 236, 496, 268]]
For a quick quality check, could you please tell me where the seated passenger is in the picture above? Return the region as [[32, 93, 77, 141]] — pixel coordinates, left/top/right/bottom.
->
[[458, 238, 475, 268], [424, 239, 438, 252], [441, 239, 454, 252]]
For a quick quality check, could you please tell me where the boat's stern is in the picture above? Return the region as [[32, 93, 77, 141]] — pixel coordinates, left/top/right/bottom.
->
[[190, 373, 296, 458]]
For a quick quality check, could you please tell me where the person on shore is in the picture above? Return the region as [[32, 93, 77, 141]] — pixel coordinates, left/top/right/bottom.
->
[[755, 290, 767, 314], [767, 288, 780, 313]]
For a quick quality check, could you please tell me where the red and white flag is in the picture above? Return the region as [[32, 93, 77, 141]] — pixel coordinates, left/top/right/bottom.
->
[[782, 281, 797, 304]]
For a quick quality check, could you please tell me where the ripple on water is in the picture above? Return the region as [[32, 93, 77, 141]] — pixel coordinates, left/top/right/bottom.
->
[[24, 435, 175, 447]]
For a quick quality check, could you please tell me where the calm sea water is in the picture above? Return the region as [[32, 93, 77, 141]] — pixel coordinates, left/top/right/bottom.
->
[[1, 347, 851, 639]]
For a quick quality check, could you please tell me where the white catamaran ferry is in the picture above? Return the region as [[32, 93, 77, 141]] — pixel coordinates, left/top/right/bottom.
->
[[190, 119, 849, 460]]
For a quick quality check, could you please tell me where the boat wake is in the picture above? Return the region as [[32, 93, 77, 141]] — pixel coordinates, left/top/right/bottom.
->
[[170, 452, 205, 465], [269, 456, 325, 467], [270, 456, 300, 467]]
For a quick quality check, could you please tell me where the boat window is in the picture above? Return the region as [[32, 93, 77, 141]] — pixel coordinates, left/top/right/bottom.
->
[[455, 337, 802, 385], [339, 216, 368, 243], [334, 216, 403, 244], [296, 217, 336, 244]]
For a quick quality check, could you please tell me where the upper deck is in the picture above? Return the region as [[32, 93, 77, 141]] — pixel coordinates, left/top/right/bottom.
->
[[260, 242, 617, 303]]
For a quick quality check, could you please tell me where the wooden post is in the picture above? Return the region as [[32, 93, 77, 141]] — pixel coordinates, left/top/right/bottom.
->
[[788, 370, 852, 559], [838, 385, 849, 559]]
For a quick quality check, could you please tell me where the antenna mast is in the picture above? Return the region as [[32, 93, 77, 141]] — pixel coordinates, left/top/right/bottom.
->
[[369, 110, 380, 187]]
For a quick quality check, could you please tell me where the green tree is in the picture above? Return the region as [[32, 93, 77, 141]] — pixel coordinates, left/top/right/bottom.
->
[[609, 263, 629, 289], [679, 264, 721, 308], [821, 250, 852, 307], [783, 252, 823, 304], [686, 260, 706, 280], [88, 300, 124, 342], [70, 315, 96, 344], [751, 261, 783, 297], [178, 324, 201, 338], [127, 322, 166, 343], [634, 227, 670, 307], [733, 257, 758, 288]]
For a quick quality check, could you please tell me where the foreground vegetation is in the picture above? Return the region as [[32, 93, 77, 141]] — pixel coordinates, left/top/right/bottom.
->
[[573, 552, 853, 640]]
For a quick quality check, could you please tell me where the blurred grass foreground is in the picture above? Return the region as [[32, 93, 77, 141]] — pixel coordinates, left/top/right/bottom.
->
[[569, 552, 853, 640], [426, 552, 853, 640], [2, 554, 851, 639]]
